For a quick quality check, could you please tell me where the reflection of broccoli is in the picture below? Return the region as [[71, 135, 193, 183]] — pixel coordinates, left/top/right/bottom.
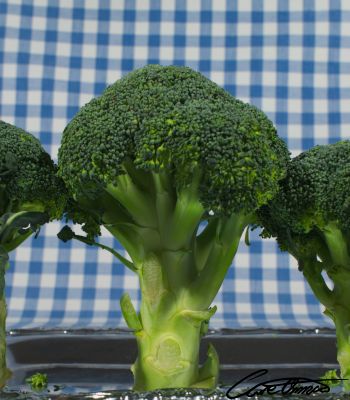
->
[[26, 372, 48, 390], [258, 141, 350, 391], [58, 65, 289, 391], [0, 121, 66, 387]]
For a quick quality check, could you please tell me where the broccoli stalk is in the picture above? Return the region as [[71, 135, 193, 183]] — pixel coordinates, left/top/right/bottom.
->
[[0, 121, 66, 387], [259, 141, 350, 391], [58, 65, 289, 390]]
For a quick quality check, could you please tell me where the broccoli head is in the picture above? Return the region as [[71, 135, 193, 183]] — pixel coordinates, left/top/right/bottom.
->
[[58, 64, 289, 390], [259, 140, 350, 390]]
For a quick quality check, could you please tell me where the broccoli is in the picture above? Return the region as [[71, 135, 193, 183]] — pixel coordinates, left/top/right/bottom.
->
[[58, 64, 289, 390], [0, 120, 66, 386], [258, 141, 350, 391]]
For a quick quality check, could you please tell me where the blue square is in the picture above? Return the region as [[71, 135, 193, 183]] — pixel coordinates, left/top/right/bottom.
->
[[21, 4, 33, 16], [72, 32, 83, 44], [27, 287, 39, 299], [47, 6, 59, 18], [200, 35, 211, 47], [251, 59, 263, 71], [39, 131, 51, 145], [15, 104, 27, 117], [83, 288, 95, 298], [330, 9, 341, 22], [251, 35, 263, 46], [277, 60, 288, 72], [19, 28, 31, 40], [67, 106, 79, 119], [96, 58, 108, 70], [80, 310, 93, 318], [149, 9, 161, 21], [278, 11, 289, 22], [68, 81, 80, 93], [329, 35, 340, 47], [70, 56, 82, 69], [41, 105, 53, 118], [302, 137, 314, 149], [175, 10, 186, 22], [149, 35, 160, 46], [199, 60, 210, 71], [329, 112, 341, 124], [55, 287, 67, 299], [99, 9, 110, 21], [303, 10, 315, 22], [121, 59, 133, 71], [201, 10, 211, 23], [277, 35, 289, 46], [123, 34, 134, 46], [278, 294, 291, 305], [17, 52, 30, 64], [251, 85, 262, 98], [251, 292, 263, 304], [0, 3, 7, 13], [73, 7, 84, 19], [22, 309, 36, 318], [302, 87, 313, 99], [252, 11, 263, 23], [276, 112, 288, 124], [16, 78, 27, 91], [46, 30, 57, 42], [94, 82, 106, 94], [97, 33, 109, 45], [174, 35, 186, 47], [51, 310, 65, 318], [225, 36, 237, 47], [302, 113, 314, 125], [303, 35, 315, 47], [225, 60, 236, 71], [44, 54, 56, 66], [42, 78, 54, 91], [277, 86, 288, 99], [0, 27, 4, 38], [302, 61, 314, 73], [328, 62, 339, 74], [124, 9, 135, 21], [328, 87, 340, 99]]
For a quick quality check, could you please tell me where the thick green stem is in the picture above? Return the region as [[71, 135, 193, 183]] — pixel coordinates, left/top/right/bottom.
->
[[0, 255, 11, 387], [322, 222, 350, 268]]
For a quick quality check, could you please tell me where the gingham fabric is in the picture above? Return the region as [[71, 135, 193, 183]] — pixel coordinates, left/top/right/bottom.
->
[[0, 0, 343, 329]]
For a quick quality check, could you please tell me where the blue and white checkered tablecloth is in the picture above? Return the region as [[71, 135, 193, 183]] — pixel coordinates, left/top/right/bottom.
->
[[0, 0, 346, 329]]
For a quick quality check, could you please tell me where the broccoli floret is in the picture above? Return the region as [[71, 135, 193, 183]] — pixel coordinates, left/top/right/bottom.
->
[[58, 65, 289, 390], [258, 140, 350, 391], [0, 120, 66, 387]]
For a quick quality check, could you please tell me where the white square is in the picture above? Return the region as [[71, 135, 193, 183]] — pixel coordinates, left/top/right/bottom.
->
[[108, 45, 123, 61], [339, 47, 350, 63], [236, 302, 252, 314], [28, 64, 44, 79], [185, 46, 200, 61], [37, 298, 54, 311], [289, 46, 303, 61], [31, 16, 47, 31], [315, 21, 329, 36], [288, 72, 302, 87], [12, 272, 29, 287], [68, 274, 84, 288], [124, 274, 139, 290], [56, 42, 71, 57], [314, 73, 329, 88], [263, 22, 277, 36], [290, 281, 306, 295], [109, 19, 124, 35], [40, 274, 56, 288], [235, 279, 250, 293], [288, 99, 302, 113], [57, 17, 73, 33], [289, 22, 303, 36], [135, 22, 149, 36], [27, 91, 42, 106], [66, 299, 82, 311], [340, 99, 350, 113], [82, 43, 97, 59], [30, 40, 45, 55], [211, 22, 226, 37], [134, 0, 150, 10], [6, 14, 21, 28], [264, 303, 279, 314], [25, 117, 41, 132], [263, 46, 277, 60], [96, 274, 112, 289], [313, 99, 328, 114], [211, 47, 225, 61], [4, 39, 19, 54], [210, 71, 224, 86], [134, 45, 148, 60], [262, 279, 278, 294], [43, 248, 59, 263], [235, 71, 250, 85], [53, 91, 68, 106], [288, 124, 303, 140], [69, 249, 86, 264], [185, 0, 201, 11], [49, 144, 60, 161], [54, 66, 70, 81], [261, 98, 276, 113], [236, 47, 250, 60], [186, 22, 201, 36], [291, 304, 308, 315], [1, 90, 16, 104], [80, 68, 95, 83], [95, 299, 110, 311], [314, 47, 328, 62], [159, 46, 174, 61], [14, 247, 31, 262], [237, 23, 251, 37], [211, 0, 227, 11], [160, 21, 175, 36], [261, 71, 276, 86]]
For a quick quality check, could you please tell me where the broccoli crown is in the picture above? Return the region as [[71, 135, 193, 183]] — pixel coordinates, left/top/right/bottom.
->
[[259, 141, 350, 249], [0, 120, 66, 218], [59, 65, 289, 220]]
